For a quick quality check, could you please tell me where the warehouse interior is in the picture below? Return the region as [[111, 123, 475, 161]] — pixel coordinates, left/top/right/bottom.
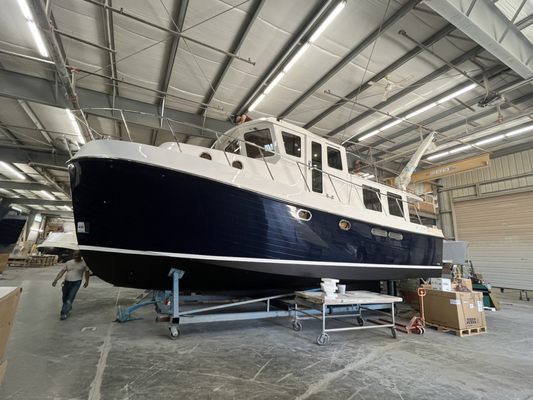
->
[[0, 0, 532, 399]]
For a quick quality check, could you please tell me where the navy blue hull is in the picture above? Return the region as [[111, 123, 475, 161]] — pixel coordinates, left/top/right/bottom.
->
[[0, 208, 27, 254], [70, 158, 442, 290]]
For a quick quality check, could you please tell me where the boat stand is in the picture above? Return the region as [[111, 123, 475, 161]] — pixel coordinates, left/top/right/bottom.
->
[[116, 268, 294, 339]]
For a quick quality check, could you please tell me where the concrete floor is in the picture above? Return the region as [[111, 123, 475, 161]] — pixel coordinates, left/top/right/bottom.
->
[[1, 266, 532, 400]]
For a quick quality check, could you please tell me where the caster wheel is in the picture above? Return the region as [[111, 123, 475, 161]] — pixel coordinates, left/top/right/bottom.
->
[[292, 320, 303, 331], [169, 326, 180, 340], [357, 316, 364, 326], [316, 333, 330, 346], [391, 327, 397, 339]]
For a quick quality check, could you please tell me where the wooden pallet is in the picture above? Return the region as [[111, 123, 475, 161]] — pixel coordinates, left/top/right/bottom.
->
[[426, 322, 487, 337]]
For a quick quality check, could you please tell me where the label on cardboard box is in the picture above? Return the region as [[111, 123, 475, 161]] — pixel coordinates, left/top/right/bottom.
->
[[450, 299, 460, 305], [469, 304, 474, 309], [477, 301, 483, 312]]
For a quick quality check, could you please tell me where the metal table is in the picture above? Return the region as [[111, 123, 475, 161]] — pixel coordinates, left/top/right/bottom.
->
[[292, 290, 403, 345]]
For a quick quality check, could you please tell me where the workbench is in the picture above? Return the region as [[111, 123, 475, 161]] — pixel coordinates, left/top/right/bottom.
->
[[292, 290, 403, 345]]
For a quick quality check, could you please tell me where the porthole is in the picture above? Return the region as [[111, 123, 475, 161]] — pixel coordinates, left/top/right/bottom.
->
[[388, 232, 403, 241], [200, 152, 212, 160], [371, 227, 388, 238], [297, 209, 312, 221], [232, 160, 243, 169], [339, 219, 351, 231]]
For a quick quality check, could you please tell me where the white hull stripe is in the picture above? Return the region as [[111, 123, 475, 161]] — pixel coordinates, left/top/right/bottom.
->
[[79, 245, 442, 270]]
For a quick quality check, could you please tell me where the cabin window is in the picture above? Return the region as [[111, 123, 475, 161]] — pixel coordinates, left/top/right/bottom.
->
[[363, 185, 382, 212], [224, 139, 241, 154], [311, 141, 323, 193], [327, 147, 343, 170], [282, 132, 302, 158], [387, 192, 404, 218], [244, 129, 274, 159]]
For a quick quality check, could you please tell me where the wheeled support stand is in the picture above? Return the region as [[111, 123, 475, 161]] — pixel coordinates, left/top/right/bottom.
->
[[116, 268, 293, 339]]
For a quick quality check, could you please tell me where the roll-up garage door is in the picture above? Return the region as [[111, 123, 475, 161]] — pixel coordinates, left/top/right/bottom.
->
[[454, 191, 533, 290]]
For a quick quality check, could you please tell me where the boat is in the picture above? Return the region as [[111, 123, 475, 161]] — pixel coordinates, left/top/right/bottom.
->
[[0, 206, 28, 272], [37, 231, 78, 262], [69, 117, 443, 291]]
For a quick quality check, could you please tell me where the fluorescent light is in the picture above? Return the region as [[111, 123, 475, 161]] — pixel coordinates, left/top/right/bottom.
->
[[366, 174, 375, 179], [449, 144, 473, 154], [309, 1, 346, 43], [475, 134, 505, 146], [358, 129, 380, 141], [405, 102, 437, 119], [0, 161, 26, 180], [40, 190, 56, 200], [17, 0, 49, 58], [65, 109, 85, 144], [61, 205, 72, 211], [30, 228, 44, 233], [248, 94, 266, 112], [380, 118, 404, 131], [17, 0, 32, 19], [28, 21, 49, 58], [264, 72, 285, 94], [505, 124, 533, 137], [437, 83, 477, 105], [283, 43, 310, 73], [427, 151, 450, 161]]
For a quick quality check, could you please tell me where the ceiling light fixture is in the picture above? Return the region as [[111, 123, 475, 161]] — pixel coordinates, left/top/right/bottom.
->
[[40, 190, 56, 200], [357, 84, 477, 142], [475, 134, 505, 146], [0, 161, 26, 180], [264, 72, 285, 94], [437, 83, 477, 104], [65, 109, 85, 144], [11, 205, 24, 213], [247, 1, 345, 113], [17, 0, 49, 58], [426, 124, 533, 161], [309, 1, 346, 43]]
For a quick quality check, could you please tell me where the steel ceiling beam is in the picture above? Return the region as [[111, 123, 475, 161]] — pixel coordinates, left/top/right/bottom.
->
[[232, 0, 339, 116], [426, 0, 533, 79], [29, 1, 92, 142], [6, 198, 71, 207], [302, 23, 456, 129], [0, 180, 51, 191], [0, 70, 233, 138], [0, 147, 68, 168], [277, 0, 421, 121], [152, 0, 189, 145], [101, 0, 118, 99], [200, 0, 264, 114]]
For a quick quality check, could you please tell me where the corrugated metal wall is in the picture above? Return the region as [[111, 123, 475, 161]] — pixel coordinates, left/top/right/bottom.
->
[[441, 149, 533, 290], [453, 192, 533, 290], [442, 149, 533, 200]]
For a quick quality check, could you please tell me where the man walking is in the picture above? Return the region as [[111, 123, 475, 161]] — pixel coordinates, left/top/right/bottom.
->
[[52, 250, 90, 320]]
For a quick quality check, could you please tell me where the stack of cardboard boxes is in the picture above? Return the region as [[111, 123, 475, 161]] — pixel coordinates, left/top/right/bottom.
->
[[423, 278, 487, 336], [0, 287, 22, 385]]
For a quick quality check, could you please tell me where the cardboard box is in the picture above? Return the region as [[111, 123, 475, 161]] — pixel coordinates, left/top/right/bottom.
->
[[431, 278, 452, 292], [0, 254, 10, 274], [453, 278, 473, 291], [423, 289, 486, 331], [0, 287, 22, 361]]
